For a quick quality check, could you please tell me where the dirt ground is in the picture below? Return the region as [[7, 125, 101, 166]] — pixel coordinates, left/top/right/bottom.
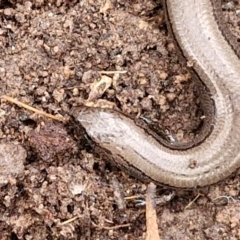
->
[[0, 0, 240, 239]]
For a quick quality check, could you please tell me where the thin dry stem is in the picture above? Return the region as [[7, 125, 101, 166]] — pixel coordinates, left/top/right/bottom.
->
[[1, 95, 69, 122]]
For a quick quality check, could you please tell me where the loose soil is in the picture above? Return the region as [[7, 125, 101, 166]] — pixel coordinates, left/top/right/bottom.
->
[[0, 0, 240, 239]]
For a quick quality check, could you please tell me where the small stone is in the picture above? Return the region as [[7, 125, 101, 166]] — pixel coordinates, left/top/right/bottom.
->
[[72, 88, 79, 96], [0, 143, 26, 187]]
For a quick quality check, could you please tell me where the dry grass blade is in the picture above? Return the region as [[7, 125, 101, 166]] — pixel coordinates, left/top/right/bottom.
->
[[145, 182, 161, 240], [0, 95, 69, 122]]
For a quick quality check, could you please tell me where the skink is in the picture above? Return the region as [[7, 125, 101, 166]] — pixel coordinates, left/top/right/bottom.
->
[[72, 0, 240, 188]]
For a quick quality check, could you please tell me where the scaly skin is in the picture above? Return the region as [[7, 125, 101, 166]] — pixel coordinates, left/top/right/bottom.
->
[[72, 0, 240, 188]]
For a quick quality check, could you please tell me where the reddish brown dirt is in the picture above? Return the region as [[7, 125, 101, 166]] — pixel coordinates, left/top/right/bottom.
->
[[0, 0, 240, 239]]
